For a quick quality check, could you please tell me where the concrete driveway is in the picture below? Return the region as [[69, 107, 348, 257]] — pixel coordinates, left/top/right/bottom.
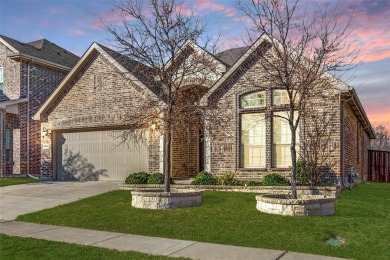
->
[[0, 181, 119, 220]]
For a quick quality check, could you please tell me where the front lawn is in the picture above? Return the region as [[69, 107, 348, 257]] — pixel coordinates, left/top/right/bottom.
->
[[0, 177, 40, 187], [0, 233, 186, 260], [17, 183, 390, 259]]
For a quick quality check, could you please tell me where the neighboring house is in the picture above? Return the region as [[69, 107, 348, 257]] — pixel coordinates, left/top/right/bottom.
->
[[0, 35, 79, 177], [33, 35, 375, 182]]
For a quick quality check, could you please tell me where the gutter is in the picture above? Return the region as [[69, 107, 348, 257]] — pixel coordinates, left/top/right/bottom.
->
[[8, 52, 71, 73]]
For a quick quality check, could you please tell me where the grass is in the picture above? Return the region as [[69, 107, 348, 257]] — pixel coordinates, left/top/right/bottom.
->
[[0, 177, 40, 187], [0, 233, 186, 260], [17, 183, 390, 259]]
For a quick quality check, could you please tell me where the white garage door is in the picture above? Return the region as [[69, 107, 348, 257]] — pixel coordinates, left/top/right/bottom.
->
[[56, 130, 148, 181]]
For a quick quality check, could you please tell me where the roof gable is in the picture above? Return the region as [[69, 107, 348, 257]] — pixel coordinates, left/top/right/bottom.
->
[[0, 35, 79, 69], [33, 43, 159, 120]]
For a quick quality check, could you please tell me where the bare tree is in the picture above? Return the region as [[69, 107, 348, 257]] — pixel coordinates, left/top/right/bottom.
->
[[237, 0, 359, 198], [370, 125, 390, 151], [299, 101, 339, 186], [102, 0, 223, 192]]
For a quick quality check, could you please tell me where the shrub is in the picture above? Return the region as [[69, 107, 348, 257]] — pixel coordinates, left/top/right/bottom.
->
[[296, 159, 310, 185], [245, 180, 260, 186], [191, 171, 217, 185], [146, 173, 175, 184], [125, 172, 150, 184], [262, 173, 290, 186], [217, 172, 240, 186], [147, 173, 164, 184]]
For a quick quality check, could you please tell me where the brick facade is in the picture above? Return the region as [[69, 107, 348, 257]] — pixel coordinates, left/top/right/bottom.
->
[[0, 41, 67, 176], [33, 40, 374, 182], [41, 51, 160, 178]]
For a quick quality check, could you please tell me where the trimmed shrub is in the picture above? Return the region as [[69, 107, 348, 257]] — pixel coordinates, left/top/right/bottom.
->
[[147, 173, 165, 184], [296, 159, 310, 185], [217, 172, 240, 186], [146, 173, 175, 184], [262, 173, 290, 186], [245, 180, 260, 186], [191, 171, 217, 185], [125, 172, 150, 184]]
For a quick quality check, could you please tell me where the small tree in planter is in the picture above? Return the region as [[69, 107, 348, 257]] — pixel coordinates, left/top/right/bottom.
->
[[237, 0, 359, 198], [102, 0, 227, 194]]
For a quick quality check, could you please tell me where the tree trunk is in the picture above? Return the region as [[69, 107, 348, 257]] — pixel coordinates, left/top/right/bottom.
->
[[290, 123, 298, 199], [164, 128, 171, 193]]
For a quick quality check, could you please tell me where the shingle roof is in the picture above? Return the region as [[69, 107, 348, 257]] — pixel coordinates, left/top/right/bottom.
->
[[0, 35, 79, 68], [96, 43, 161, 96], [216, 46, 250, 67]]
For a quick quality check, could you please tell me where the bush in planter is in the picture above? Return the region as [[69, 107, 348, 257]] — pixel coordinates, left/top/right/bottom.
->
[[147, 173, 175, 184], [125, 172, 150, 184], [262, 173, 290, 186], [191, 171, 217, 185], [296, 159, 310, 185], [217, 172, 240, 186], [147, 173, 164, 184], [245, 180, 260, 186]]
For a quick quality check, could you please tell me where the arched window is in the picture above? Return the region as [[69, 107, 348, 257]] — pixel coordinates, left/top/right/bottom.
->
[[240, 91, 265, 108]]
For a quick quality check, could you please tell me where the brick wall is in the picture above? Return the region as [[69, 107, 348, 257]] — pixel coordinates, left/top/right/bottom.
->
[[343, 102, 370, 180], [19, 62, 66, 175], [0, 42, 21, 100], [208, 46, 343, 181], [42, 51, 160, 177]]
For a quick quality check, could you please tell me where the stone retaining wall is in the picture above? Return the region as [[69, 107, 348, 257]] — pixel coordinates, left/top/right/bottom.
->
[[131, 189, 202, 209], [120, 184, 342, 197], [256, 194, 336, 216]]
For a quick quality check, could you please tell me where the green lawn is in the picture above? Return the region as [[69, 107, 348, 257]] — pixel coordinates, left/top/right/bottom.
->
[[17, 183, 390, 259], [0, 177, 40, 187], [0, 233, 186, 260]]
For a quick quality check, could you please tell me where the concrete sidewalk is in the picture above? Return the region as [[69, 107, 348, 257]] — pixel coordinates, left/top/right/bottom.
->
[[0, 220, 346, 260]]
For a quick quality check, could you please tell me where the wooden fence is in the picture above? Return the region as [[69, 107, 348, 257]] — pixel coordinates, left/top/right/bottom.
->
[[368, 150, 390, 183]]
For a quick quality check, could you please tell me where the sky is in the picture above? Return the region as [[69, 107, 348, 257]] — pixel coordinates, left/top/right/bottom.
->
[[0, 0, 389, 129]]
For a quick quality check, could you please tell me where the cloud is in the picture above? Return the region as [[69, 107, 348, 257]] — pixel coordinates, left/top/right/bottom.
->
[[71, 28, 87, 36], [194, 0, 237, 17], [48, 6, 67, 15]]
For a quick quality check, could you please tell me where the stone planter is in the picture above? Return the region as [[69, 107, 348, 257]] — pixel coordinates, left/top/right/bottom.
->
[[256, 194, 336, 216], [131, 189, 202, 209]]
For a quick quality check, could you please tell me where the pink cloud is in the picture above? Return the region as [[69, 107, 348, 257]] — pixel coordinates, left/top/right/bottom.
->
[[194, 0, 237, 17], [48, 6, 67, 15], [71, 28, 87, 36], [174, 2, 194, 16]]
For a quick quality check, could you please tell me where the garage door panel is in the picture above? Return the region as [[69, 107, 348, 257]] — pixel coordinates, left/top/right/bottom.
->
[[56, 130, 148, 181]]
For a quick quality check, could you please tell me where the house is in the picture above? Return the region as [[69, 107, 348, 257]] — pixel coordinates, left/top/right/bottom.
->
[[33, 35, 375, 182], [0, 35, 79, 177]]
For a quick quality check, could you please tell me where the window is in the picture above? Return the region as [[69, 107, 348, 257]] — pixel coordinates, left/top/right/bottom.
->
[[5, 129, 10, 162], [273, 89, 289, 105], [240, 91, 266, 108], [272, 111, 299, 168], [241, 113, 266, 168], [0, 67, 3, 95]]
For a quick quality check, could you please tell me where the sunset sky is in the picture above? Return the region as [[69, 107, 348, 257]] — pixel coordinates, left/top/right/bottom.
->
[[0, 0, 389, 129]]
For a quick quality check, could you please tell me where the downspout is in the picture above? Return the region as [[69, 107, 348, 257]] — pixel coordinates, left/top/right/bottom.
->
[[0, 112, 3, 177], [26, 62, 37, 179], [339, 93, 352, 189]]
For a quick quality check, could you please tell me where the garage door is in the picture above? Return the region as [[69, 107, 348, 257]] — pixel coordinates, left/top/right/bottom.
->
[[56, 130, 148, 181]]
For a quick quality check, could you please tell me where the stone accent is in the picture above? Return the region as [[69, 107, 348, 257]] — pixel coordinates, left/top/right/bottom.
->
[[120, 184, 342, 198], [256, 194, 336, 216], [131, 189, 203, 209]]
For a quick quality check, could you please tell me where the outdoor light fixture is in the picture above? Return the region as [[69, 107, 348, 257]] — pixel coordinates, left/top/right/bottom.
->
[[41, 127, 51, 137]]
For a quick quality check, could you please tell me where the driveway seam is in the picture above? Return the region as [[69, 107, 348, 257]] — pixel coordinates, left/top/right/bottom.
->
[[275, 251, 288, 259], [87, 233, 127, 246], [166, 241, 199, 256]]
